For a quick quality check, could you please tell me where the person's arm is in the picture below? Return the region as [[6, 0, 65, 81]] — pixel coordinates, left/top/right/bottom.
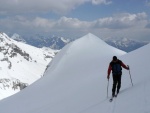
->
[[121, 62, 129, 70], [107, 64, 112, 79]]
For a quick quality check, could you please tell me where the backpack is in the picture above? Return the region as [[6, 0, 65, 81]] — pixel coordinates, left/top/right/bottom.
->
[[110, 60, 122, 75]]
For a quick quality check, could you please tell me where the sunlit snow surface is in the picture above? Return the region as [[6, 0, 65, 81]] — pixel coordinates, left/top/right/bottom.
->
[[0, 33, 150, 113]]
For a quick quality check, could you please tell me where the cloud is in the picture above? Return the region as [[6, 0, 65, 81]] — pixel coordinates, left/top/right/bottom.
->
[[91, 0, 112, 5], [0, 0, 111, 15], [0, 12, 147, 30], [28, 12, 147, 31], [93, 12, 148, 29], [54, 16, 92, 29], [0, 12, 149, 41], [0, 0, 149, 41]]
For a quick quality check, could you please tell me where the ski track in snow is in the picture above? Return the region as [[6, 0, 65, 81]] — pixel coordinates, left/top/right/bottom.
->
[[77, 96, 118, 113], [109, 97, 117, 113], [140, 82, 149, 113], [78, 85, 133, 113], [78, 98, 108, 113]]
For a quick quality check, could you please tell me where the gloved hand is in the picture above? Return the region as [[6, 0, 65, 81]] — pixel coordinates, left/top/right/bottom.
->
[[127, 65, 130, 70]]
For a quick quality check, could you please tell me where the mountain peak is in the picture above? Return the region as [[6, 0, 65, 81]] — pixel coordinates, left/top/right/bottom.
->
[[11, 33, 26, 43], [46, 33, 126, 75], [86, 33, 96, 37], [0, 32, 12, 42], [76, 33, 109, 48], [83, 33, 101, 40]]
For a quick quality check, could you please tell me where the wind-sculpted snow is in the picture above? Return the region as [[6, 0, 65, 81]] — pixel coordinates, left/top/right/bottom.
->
[[0, 33, 149, 113]]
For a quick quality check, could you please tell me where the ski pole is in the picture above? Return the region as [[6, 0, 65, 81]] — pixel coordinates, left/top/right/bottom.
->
[[107, 79, 109, 98], [127, 65, 133, 86]]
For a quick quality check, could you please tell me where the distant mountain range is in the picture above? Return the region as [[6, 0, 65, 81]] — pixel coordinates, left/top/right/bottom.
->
[[11, 34, 71, 50], [104, 37, 149, 52], [11, 33, 149, 52]]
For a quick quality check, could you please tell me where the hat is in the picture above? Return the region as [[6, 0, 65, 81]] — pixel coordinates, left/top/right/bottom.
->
[[113, 56, 117, 61]]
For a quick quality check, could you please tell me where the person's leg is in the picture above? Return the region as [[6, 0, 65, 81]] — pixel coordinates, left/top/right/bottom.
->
[[112, 75, 117, 96], [117, 74, 122, 94]]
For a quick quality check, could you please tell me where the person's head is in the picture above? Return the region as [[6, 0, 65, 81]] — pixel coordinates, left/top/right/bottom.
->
[[113, 56, 117, 61]]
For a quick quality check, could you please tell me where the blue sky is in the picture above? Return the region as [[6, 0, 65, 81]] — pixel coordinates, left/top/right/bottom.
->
[[0, 0, 150, 41]]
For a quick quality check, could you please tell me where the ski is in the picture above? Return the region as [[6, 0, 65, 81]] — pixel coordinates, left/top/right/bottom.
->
[[109, 97, 114, 102], [109, 94, 118, 102]]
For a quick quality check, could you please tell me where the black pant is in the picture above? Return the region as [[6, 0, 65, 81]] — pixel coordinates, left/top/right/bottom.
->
[[112, 74, 122, 96]]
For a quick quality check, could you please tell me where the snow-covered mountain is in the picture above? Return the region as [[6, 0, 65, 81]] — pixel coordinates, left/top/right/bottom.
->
[[0, 33, 126, 112], [11, 33, 26, 43], [105, 37, 149, 52], [0, 33, 150, 113], [0, 32, 57, 100], [12, 34, 71, 49]]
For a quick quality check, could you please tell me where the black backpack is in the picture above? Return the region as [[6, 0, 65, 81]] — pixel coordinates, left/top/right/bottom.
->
[[110, 60, 122, 75]]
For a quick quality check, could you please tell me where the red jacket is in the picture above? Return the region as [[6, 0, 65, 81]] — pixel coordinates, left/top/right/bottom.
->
[[107, 60, 128, 78]]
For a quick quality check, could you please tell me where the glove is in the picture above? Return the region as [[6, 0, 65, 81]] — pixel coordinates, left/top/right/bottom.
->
[[127, 65, 130, 70]]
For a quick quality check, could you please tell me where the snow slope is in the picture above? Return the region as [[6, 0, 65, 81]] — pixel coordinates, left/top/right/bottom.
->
[[0, 33, 149, 113], [0, 33, 125, 112], [0, 32, 57, 100]]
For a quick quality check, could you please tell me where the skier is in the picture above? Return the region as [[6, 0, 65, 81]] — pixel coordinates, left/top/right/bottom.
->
[[107, 56, 129, 97]]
